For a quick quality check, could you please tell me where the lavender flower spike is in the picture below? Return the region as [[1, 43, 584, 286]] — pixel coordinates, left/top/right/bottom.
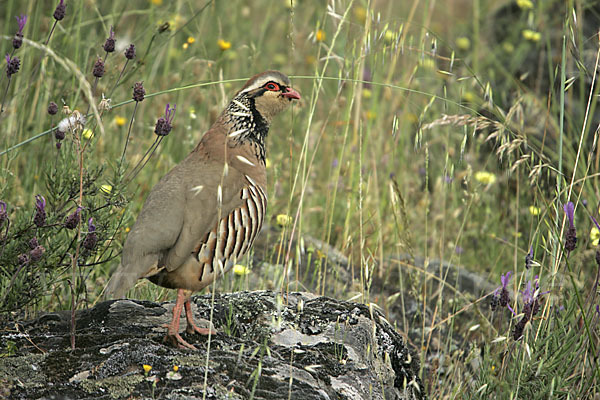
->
[[16, 15, 27, 34], [564, 201, 577, 252], [154, 103, 176, 136], [34, 195, 46, 227]]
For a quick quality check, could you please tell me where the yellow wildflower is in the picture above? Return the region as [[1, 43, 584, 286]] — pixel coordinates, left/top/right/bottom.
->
[[143, 364, 152, 374], [384, 30, 395, 44], [100, 184, 112, 194], [462, 91, 476, 103], [182, 43, 189, 50], [82, 129, 94, 139], [590, 227, 600, 246], [187, 36, 195, 44], [233, 264, 251, 276], [217, 39, 231, 51], [474, 171, 497, 185], [456, 37, 471, 51], [150, 0, 162, 4], [114, 116, 126, 127], [276, 214, 293, 227], [522, 29, 541, 42], [354, 6, 367, 24], [315, 29, 326, 42], [125, 227, 130, 233], [516, 0, 534, 10], [502, 41, 515, 53], [362, 89, 372, 99], [265, 158, 272, 168], [528, 206, 541, 216], [366, 110, 376, 120]]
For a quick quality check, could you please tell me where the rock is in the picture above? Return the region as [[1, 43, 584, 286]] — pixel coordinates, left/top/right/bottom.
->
[[0, 291, 425, 399]]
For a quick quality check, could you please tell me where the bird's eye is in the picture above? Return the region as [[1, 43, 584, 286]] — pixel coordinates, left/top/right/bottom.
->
[[265, 82, 280, 91]]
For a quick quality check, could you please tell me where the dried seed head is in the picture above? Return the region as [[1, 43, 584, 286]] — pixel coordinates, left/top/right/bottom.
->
[[103, 27, 116, 53], [124, 44, 136, 60], [48, 101, 59, 115], [93, 57, 105, 78], [132, 82, 145, 102], [53, 0, 66, 21], [30, 245, 45, 262]]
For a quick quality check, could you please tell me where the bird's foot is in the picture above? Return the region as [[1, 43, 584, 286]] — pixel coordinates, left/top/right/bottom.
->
[[164, 330, 197, 350], [186, 319, 217, 335]]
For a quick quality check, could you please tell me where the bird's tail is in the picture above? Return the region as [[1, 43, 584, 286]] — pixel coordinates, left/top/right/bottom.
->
[[103, 263, 140, 299]]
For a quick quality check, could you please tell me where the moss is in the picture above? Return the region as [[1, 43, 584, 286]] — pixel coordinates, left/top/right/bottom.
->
[[80, 373, 145, 399], [0, 353, 47, 388]]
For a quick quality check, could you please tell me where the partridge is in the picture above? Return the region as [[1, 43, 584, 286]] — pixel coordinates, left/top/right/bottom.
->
[[105, 71, 300, 349]]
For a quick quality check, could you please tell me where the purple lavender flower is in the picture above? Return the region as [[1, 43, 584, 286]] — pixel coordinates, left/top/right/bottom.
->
[[83, 218, 98, 250], [5, 54, 20, 78], [12, 14, 27, 49], [154, 103, 176, 136], [92, 57, 105, 78], [33, 195, 46, 227], [132, 82, 145, 102], [28, 237, 39, 249], [48, 101, 58, 115], [17, 253, 29, 265], [512, 276, 546, 340], [564, 201, 577, 252], [53, 0, 66, 21], [491, 271, 512, 310], [124, 44, 136, 60], [525, 246, 534, 269], [64, 207, 81, 229], [0, 201, 7, 228], [103, 26, 116, 53]]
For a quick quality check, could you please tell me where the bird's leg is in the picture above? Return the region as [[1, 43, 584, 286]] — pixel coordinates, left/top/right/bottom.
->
[[184, 294, 216, 335], [165, 288, 197, 350]]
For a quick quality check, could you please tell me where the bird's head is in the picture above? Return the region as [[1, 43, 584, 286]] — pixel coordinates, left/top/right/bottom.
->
[[236, 70, 300, 123]]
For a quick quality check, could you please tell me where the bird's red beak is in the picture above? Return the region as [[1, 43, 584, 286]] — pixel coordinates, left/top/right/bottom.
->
[[282, 87, 301, 100]]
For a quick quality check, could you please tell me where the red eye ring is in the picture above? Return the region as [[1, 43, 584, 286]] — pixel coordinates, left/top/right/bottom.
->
[[265, 82, 280, 91]]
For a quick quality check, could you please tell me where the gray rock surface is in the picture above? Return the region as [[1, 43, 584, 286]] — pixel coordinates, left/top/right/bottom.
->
[[0, 290, 425, 399]]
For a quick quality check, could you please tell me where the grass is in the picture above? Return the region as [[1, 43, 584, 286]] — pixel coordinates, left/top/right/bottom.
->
[[1, 0, 600, 398]]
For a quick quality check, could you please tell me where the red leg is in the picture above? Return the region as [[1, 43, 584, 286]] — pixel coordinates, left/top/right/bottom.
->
[[184, 298, 216, 335], [164, 289, 197, 350]]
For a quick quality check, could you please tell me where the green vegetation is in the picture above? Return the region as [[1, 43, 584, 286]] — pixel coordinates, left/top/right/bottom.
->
[[1, 0, 599, 397]]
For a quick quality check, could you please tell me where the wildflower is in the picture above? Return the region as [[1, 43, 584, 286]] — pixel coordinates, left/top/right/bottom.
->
[[33, 195, 46, 227], [456, 37, 470, 51], [53, 0, 66, 21], [13, 15, 27, 50], [276, 214, 293, 227], [353, 6, 367, 24], [17, 253, 29, 265], [474, 171, 496, 185], [233, 264, 251, 276], [525, 247, 534, 269], [103, 27, 116, 53], [64, 207, 81, 229], [82, 129, 94, 139], [83, 218, 98, 250], [30, 245, 45, 262], [54, 128, 65, 141], [57, 113, 86, 135], [591, 226, 600, 246], [173, 365, 179, 372], [564, 201, 576, 253], [100, 184, 112, 194], [132, 82, 145, 102], [315, 29, 326, 42], [0, 201, 7, 228], [92, 57, 105, 78], [154, 103, 176, 136], [512, 276, 547, 340], [115, 116, 126, 127], [522, 29, 541, 42], [491, 271, 511, 311], [516, 0, 534, 10], [48, 101, 59, 115], [528, 205, 540, 216], [5, 54, 21, 78], [124, 44, 136, 60], [217, 39, 231, 51], [142, 364, 152, 374]]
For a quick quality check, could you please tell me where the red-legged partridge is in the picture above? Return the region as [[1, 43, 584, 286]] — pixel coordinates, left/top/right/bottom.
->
[[105, 71, 300, 349]]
